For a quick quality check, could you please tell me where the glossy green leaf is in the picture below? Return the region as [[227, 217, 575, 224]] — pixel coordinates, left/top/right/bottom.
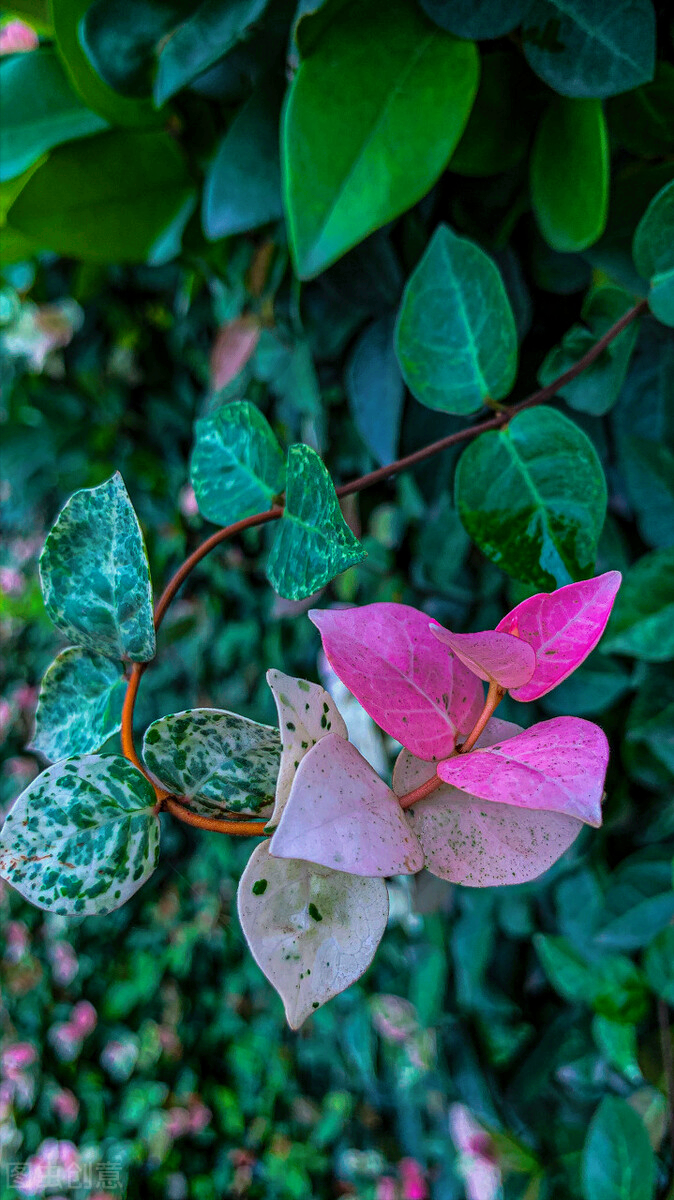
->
[[395, 225, 518, 415], [345, 314, 404, 466], [154, 0, 269, 107], [530, 97, 609, 253], [0, 157, 47, 225], [455, 407, 606, 589], [31, 648, 126, 763], [633, 179, 674, 325], [592, 1016, 641, 1083], [190, 401, 286, 527], [266, 444, 366, 600], [602, 547, 674, 661], [282, 0, 479, 278], [0, 755, 159, 915], [581, 1097, 656, 1200], [81, 0, 191, 98], [418, 0, 527, 39], [143, 708, 280, 816], [537, 285, 639, 415], [39, 472, 156, 662], [522, 0, 656, 100], [644, 927, 674, 1004], [608, 62, 674, 158], [0, 48, 108, 183], [450, 50, 534, 177]]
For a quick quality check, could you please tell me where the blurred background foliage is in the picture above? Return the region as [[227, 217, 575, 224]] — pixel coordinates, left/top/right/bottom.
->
[[1, 0, 673, 1198]]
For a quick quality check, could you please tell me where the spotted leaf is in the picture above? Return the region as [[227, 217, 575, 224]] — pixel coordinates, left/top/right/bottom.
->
[[265, 669, 347, 830], [31, 647, 127, 763]]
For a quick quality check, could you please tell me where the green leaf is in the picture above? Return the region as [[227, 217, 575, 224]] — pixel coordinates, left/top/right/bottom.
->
[[39, 472, 156, 662], [142, 708, 280, 816], [534, 933, 594, 1002], [596, 893, 674, 951], [282, 0, 479, 278], [537, 285, 639, 416], [345, 314, 404, 466], [602, 547, 674, 661], [608, 62, 674, 158], [81, 0, 191, 98], [530, 96, 609, 253], [592, 1015, 641, 1082], [0, 48, 108, 183], [0, 755, 159, 915], [581, 1097, 656, 1200], [266, 444, 366, 600], [394, 224, 518, 415], [31, 648, 126, 763], [0, 157, 47, 225], [7, 130, 195, 264], [619, 437, 674, 548], [190, 401, 286, 527], [203, 72, 284, 240], [633, 179, 674, 326], [535, 936, 650, 1024], [455, 407, 607, 589], [522, 0, 656, 100], [644, 926, 674, 1004], [154, 0, 269, 107], [449, 50, 534, 177], [418, 0, 528, 39]]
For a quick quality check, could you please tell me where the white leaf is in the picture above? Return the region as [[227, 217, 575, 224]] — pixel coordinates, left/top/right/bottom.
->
[[266, 669, 347, 828]]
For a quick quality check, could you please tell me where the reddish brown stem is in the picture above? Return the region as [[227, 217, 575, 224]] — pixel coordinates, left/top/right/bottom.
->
[[458, 681, 506, 755], [164, 798, 266, 837], [398, 773, 443, 811]]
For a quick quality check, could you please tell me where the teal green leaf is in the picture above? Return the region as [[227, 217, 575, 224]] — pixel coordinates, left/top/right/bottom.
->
[[450, 50, 534, 177], [633, 179, 674, 326], [592, 1016, 641, 1083], [31, 648, 126, 763], [0, 48, 108, 183], [522, 0, 656, 100], [282, 0, 479, 278], [619, 436, 674, 548], [81, 0, 191, 98], [142, 708, 280, 816], [608, 62, 674, 158], [419, 0, 528, 39], [345, 314, 404, 466], [581, 1097, 656, 1200], [530, 97, 609, 253], [537, 285, 639, 415], [395, 225, 518, 415], [455, 407, 606, 588], [644, 926, 674, 1004], [266, 444, 366, 600], [7, 131, 195, 265], [602, 547, 674, 661], [154, 0, 269, 107], [39, 472, 156, 662], [190, 400, 286, 526], [0, 755, 159, 916]]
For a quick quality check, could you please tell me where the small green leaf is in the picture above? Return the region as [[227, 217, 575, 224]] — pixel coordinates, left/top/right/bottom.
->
[[31, 648, 126, 763], [592, 1015, 641, 1082], [581, 1097, 656, 1200], [530, 96, 609, 253], [39, 472, 156, 662], [190, 401, 286, 527], [266, 445, 366, 600], [644, 926, 674, 1004], [395, 224, 518, 415], [537, 285, 639, 415], [0, 755, 159, 915], [154, 0, 269, 107], [633, 179, 674, 326], [455, 407, 607, 588], [602, 547, 674, 661], [142, 708, 280, 816]]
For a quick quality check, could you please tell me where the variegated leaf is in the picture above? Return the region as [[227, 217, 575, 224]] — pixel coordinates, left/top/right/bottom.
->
[[31, 647, 126, 763]]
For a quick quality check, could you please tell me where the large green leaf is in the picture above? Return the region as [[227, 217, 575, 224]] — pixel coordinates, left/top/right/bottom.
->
[[633, 179, 674, 326], [455, 407, 607, 588], [0, 755, 159, 915], [537, 285, 639, 415], [266, 444, 366, 600], [190, 401, 286, 527], [143, 708, 280, 816], [581, 1097, 656, 1200], [418, 0, 528, 39], [154, 0, 269, 107], [7, 131, 195, 264], [522, 0, 656, 99], [282, 0, 479, 278], [602, 547, 674, 661], [39, 472, 156, 662], [530, 97, 609, 253], [395, 224, 518, 415], [31, 648, 126, 763], [0, 48, 107, 183]]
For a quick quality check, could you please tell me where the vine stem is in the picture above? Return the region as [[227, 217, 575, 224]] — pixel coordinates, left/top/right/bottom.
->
[[119, 299, 646, 835]]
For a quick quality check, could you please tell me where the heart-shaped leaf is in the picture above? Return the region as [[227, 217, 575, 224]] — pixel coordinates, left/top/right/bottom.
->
[[437, 716, 608, 826], [31, 647, 126, 763], [429, 625, 536, 689], [269, 733, 424, 876], [238, 841, 389, 1029], [143, 709, 280, 816], [395, 719, 582, 886], [497, 571, 622, 701], [266, 670, 347, 830], [310, 603, 484, 760], [0, 755, 159, 915], [190, 401, 286, 527]]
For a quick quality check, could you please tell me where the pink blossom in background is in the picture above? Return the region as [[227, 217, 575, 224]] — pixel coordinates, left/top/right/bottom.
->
[[70, 1000, 97, 1036], [0, 699, 12, 739], [178, 484, 199, 518], [47, 940, 79, 986], [376, 1179, 397, 1200], [0, 19, 38, 54], [449, 1105, 501, 1200], [4, 920, 30, 962], [167, 1097, 212, 1138], [399, 1158, 429, 1200], [1, 1042, 37, 1077], [51, 1088, 79, 1122], [209, 315, 261, 391], [15, 1139, 80, 1196], [0, 566, 24, 595]]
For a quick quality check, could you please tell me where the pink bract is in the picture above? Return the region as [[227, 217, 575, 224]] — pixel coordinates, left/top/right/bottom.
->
[[496, 571, 622, 702], [429, 625, 536, 688], [309, 603, 483, 760]]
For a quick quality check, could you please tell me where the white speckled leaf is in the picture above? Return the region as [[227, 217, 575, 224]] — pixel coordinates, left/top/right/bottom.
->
[[270, 733, 424, 876], [0, 755, 159, 915], [142, 708, 280, 816], [238, 841, 389, 1028], [39, 472, 155, 662], [31, 647, 126, 763], [265, 669, 348, 830], [190, 400, 286, 526]]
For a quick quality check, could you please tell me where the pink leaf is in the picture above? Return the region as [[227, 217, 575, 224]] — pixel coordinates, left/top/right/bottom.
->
[[269, 733, 424, 876], [266, 669, 347, 830], [309, 603, 483, 760], [429, 625, 536, 688], [496, 571, 622, 701], [394, 719, 582, 887], [209, 315, 260, 391], [437, 716, 608, 826]]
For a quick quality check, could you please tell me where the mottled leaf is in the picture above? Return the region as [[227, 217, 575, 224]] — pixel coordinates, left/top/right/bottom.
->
[[429, 625, 536, 689], [190, 400, 285, 527], [633, 179, 674, 326], [31, 647, 126, 763], [265, 669, 347, 830], [602, 548, 674, 661]]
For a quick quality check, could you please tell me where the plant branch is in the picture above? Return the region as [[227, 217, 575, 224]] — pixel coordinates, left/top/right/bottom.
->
[[458, 681, 506, 755]]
